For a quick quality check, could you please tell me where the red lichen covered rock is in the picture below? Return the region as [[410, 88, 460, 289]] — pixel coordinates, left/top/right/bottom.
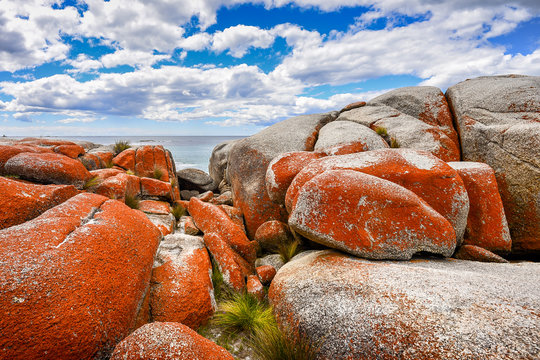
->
[[256, 265, 276, 285], [289, 170, 456, 259], [139, 200, 171, 215], [80, 153, 101, 170], [453, 245, 509, 263], [218, 205, 246, 233], [0, 193, 162, 359], [94, 172, 140, 200], [0, 177, 78, 230], [113, 148, 136, 172], [198, 190, 214, 202], [286, 149, 469, 243], [254, 220, 293, 251], [247, 275, 265, 301], [146, 213, 176, 237], [340, 100, 366, 113], [140, 177, 173, 201], [110, 322, 234, 360], [93, 151, 114, 167], [203, 233, 247, 291], [449, 162, 512, 254], [210, 191, 233, 205], [16, 138, 77, 147], [90, 168, 124, 181], [265, 151, 326, 204], [183, 216, 201, 235], [0, 144, 53, 174], [150, 234, 216, 329], [54, 144, 85, 158], [4, 152, 92, 188], [135, 145, 174, 182], [189, 197, 257, 263]]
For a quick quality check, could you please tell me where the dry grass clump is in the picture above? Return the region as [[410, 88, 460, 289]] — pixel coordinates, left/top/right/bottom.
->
[[124, 193, 140, 209], [375, 126, 388, 136], [83, 176, 101, 190], [390, 137, 400, 148], [278, 239, 301, 263], [113, 140, 131, 155], [214, 292, 275, 335], [171, 203, 186, 221], [152, 166, 165, 181], [251, 325, 320, 360]]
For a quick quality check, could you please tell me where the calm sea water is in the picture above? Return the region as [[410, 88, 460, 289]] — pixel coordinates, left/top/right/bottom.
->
[[47, 136, 244, 172]]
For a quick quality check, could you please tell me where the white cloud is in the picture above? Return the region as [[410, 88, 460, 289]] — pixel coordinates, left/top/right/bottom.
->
[[211, 25, 275, 57], [65, 54, 103, 73], [100, 50, 170, 68]]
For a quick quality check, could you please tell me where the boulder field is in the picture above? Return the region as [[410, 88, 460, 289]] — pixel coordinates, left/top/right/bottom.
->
[[0, 75, 538, 359]]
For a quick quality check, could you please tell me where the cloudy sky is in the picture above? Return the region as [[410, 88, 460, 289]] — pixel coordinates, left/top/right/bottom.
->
[[0, 0, 539, 136]]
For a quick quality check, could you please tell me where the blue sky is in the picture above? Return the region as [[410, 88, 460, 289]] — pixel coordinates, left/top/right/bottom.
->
[[0, 0, 539, 136]]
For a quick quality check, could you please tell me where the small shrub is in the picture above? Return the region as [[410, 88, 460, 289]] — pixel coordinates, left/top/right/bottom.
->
[[375, 126, 388, 136], [152, 166, 165, 181], [105, 160, 114, 168], [83, 176, 101, 190], [126, 169, 135, 175], [390, 137, 400, 148], [278, 239, 301, 264], [113, 140, 131, 155], [251, 325, 320, 360], [214, 292, 275, 335], [171, 203, 186, 221], [211, 259, 230, 302], [124, 193, 140, 209]]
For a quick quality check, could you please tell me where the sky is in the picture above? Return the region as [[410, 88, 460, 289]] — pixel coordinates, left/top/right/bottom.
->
[[0, 0, 539, 136]]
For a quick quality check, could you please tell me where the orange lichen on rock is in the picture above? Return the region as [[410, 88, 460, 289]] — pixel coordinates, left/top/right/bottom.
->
[[113, 148, 136, 172], [247, 275, 265, 301], [0, 144, 53, 174], [94, 172, 140, 200], [0, 177, 79, 230], [189, 197, 257, 263], [110, 322, 235, 360], [139, 200, 171, 215], [140, 177, 173, 200], [453, 245, 508, 263], [289, 170, 456, 260], [0, 193, 161, 359], [254, 220, 293, 251], [218, 205, 245, 232], [256, 265, 277, 285], [203, 233, 247, 291], [449, 162, 511, 254], [4, 152, 92, 188], [53, 144, 85, 158]]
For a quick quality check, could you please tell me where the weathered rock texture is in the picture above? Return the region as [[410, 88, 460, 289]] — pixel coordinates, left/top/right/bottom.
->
[[446, 75, 540, 255], [209, 139, 238, 188], [177, 168, 217, 192], [0, 193, 161, 359], [314, 120, 389, 155], [270, 250, 540, 360]]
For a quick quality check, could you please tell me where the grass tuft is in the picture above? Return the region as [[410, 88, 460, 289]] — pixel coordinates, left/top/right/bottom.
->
[[278, 239, 301, 264], [83, 176, 101, 190], [2, 174, 20, 179], [124, 193, 140, 209], [251, 325, 320, 360], [105, 160, 114, 168], [113, 140, 131, 155], [211, 259, 230, 302], [214, 292, 275, 335], [375, 126, 388, 136], [171, 203, 186, 221], [152, 166, 165, 181], [126, 169, 135, 175], [390, 137, 400, 148]]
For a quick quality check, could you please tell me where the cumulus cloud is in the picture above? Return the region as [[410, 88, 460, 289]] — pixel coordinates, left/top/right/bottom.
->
[[211, 25, 276, 57]]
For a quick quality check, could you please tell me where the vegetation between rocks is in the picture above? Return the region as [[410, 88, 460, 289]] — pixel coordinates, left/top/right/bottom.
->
[[113, 140, 131, 155], [171, 203, 186, 221], [83, 176, 101, 190], [278, 239, 301, 263], [152, 166, 165, 181], [124, 193, 140, 209]]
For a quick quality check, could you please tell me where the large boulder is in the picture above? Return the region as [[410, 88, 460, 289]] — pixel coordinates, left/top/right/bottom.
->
[[113, 145, 177, 183], [286, 149, 469, 243], [4, 152, 92, 188], [446, 75, 540, 255], [0, 177, 79, 230], [209, 140, 239, 189], [0, 193, 162, 359], [270, 250, 540, 360], [313, 120, 389, 155], [110, 322, 235, 360], [289, 170, 456, 259], [227, 112, 337, 238], [0, 144, 53, 174], [150, 234, 216, 329], [177, 168, 217, 192]]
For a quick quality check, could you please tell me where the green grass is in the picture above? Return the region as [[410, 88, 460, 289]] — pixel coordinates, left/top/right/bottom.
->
[[152, 166, 165, 180], [126, 169, 135, 175], [211, 259, 230, 303], [390, 137, 400, 148], [113, 140, 131, 155], [214, 292, 275, 335], [251, 325, 320, 360], [83, 176, 101, 190], [171, 203, 186, 221], [105, 160, 114, 168], [278, 239, 301, 264], [375, 126, 388, 136], [2, 174, 20, 179], [124, 193, 140, 209]]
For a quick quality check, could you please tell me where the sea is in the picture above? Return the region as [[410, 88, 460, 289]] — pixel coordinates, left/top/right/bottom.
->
[[8, 136, 245, 172]]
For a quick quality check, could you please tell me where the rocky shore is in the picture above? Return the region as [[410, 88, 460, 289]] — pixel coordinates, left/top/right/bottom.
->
[[0, 75, 538, 359]]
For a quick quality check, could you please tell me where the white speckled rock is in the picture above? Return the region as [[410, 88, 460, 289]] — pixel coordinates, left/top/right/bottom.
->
[[446, 75, 540, 256], [270, 250, 540, 360], [314, 120, 389, 154], [254, 253, 285, 271], [209, 139, 238, 188]]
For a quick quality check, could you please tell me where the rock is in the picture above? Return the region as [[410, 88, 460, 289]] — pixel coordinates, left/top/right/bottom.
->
[[218, 205, 246, 233], [446, 75, 540, 255], [0, 177, 79, 230], [337, 104, 460, 162], [227, 112, 337, 238], [181, 216, 201, 235], [139, 200, 171, 215], [454, 244, 509, 263], [113, 148, 136, 171], [53, 144, 85, 159], [110, 322, 234, 360], [289, 170, 456, 259], [0, 193, 161, 359], [449, 162, 512, 254], [265, 151, 326, 205], [369, 85, 460, 148], [189, 197, 257, 263], [314, 120, 389, 155], [0, 144, 53, 174], [203, 233, 247, 291], [79, 153, 101, 170], [140, 177, 173, 201], [4, 152, 92, 189], [90, 168, 124, 181], [339, 100, 366, 113], [177, 168, 217, 192], [94, 172, 140, 201], [15, 137, 77, 147], [198, 190, 214, 202], [286, 149, 469, 243], [92, 151, 114, 166], [113, 145, 176, 183], [209, 139, 238, 188], [209, 190, 233, 206], [269, 250, 540, 360], [255, 254, 285, 272], [146, 213, 176, 236], [247, 275, 264, 301], [256, 265, 276, 285], [150, 234, 216, 329], [181, 189, 200, 200], [254, 220, 293, 252]]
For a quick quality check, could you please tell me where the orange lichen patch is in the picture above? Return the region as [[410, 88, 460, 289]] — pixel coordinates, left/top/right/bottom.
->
[[139, 200, 171, 215], [53, 144, 85, 158], [418, 94, 460, 149], [254, 220, 293, 251], [423, 127, 460, 162], [94, 173, 140, 200], [110, 322, 235, 360], [113, 148, 136, 172], [0, 193, 161, 359], [4, 152, 92, 189], [90, 168, 124, 181], [183, 216, 201, 235], [285, 149, 469, 243], [320, 141, 373, 156], [94, 151, 114, 166], [449, 162, 511, 253], [256, 265, 276, 285], [265, 151, 326, 205], [150, 236, 215, 329], [152, 146, 172, 182], [289, 170, 456, 260], [0, 177, 79, 230], [135, 145, 155, 178], [0, 144, 53, 174], [340, 101, 366, 113], [190, 197, 257, 263], [203, 233, 247, 291], [453, 245, 508, 263], [140, 177, 173, 201], [218, 205, 246, 232], [247, 275, 265, 301], [80, 153, 101, 170], [172, 185, 181, 202], [16, 138, 77, 147], [176, 199, 191, 210], [209, 191, 233, 205], [198, 190, 214, 202]]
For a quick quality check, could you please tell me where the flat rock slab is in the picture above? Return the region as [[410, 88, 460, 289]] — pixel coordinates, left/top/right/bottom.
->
[[270, 250, 540, 360]]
